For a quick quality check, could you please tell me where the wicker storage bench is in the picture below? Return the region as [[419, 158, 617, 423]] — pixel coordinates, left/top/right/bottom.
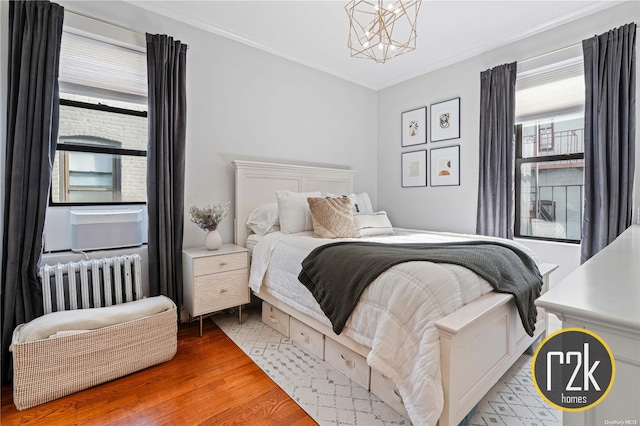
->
[[10, 298, 177, 411]]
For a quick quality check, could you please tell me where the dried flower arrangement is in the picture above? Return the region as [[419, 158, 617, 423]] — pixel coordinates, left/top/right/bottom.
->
[[187, 202, 230, 231]]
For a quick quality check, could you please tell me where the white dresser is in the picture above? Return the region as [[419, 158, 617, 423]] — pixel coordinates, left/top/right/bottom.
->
[[536, 225, 640, 425]]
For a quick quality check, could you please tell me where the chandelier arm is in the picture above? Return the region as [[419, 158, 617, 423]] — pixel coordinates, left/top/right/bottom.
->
[[345, 0, 422, 63]]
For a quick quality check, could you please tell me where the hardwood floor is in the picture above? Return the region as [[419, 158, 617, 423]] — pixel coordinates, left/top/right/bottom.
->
[[1, 318, 317, 425]]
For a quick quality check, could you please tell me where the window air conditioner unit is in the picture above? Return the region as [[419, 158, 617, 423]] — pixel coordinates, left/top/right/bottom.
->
[[70, 209, 144, 251]]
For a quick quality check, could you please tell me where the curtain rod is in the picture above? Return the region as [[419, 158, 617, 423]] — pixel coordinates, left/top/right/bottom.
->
[[64, 8, 190, 48], [519, 22, 638, 64]]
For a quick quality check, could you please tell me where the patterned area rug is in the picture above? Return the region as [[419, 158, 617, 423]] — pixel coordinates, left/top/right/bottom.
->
[[213, 309, 561, 426]]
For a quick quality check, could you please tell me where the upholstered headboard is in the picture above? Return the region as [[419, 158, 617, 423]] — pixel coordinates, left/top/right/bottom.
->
[[232, 160, 356, 247]]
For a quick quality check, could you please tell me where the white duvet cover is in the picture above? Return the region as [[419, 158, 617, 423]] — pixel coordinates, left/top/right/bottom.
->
[[249, 228, 538, 426]]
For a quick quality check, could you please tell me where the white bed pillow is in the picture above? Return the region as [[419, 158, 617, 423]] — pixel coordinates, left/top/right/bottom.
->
[[276, 190, 322, 234], [246, 203, 280, 235], [353, 192, 374, 214], [326, 192, 374, 214], [353, 211, 394, 236]]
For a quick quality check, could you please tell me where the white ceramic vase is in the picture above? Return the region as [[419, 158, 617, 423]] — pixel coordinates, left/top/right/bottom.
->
[[204, 229, 222, 250]]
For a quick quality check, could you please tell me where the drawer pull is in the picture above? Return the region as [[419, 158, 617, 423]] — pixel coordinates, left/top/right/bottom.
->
[[392, 389, 403, 403], [219, 261, 228, 266], [340, 354, 355, 369], [269, 316, 279, 324], [300, 332, 311, 344], [219, 288, 228, 293]]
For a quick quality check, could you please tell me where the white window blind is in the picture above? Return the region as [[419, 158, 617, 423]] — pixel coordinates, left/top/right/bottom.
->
[[515, 56, 585, 123], [59, 31, 147, 104]]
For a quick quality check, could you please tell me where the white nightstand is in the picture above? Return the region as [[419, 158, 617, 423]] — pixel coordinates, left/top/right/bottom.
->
[[182, 244, 250, 336]]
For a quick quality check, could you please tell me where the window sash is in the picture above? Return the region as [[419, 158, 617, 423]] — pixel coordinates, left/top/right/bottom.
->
[[514, 124, 584, 243], [51, 99, 147, 206]]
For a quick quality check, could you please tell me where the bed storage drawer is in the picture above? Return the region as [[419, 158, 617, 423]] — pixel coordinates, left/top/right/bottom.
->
[[325, 337, 370, 389], [370, 369, 410, 419], [262, 301, 290, 337], [290, 317, 324, 359]]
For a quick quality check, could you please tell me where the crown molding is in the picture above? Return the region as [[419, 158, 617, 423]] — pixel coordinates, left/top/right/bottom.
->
[[126, 0, 627, 92], [125, 1, 380, 90]]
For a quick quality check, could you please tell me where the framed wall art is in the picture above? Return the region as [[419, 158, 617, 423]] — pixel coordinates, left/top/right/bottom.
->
[[430, 145, 460, 186], [430, 97, 460, 142], [401, 107, 427, 147], [401, 150, 427, 187]]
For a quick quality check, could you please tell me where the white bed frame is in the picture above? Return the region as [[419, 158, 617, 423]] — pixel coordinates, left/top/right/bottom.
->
[[233, 160, 556, 426]]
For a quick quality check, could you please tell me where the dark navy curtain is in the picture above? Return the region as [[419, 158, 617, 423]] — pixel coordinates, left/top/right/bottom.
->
[[146, 34, 187, 310], [2, 0, 64, 384], [581, 23, 636, 263], [476, 62, 517, 239]]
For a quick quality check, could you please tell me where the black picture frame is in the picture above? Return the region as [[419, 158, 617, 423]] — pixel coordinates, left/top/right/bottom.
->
[[401, 106, 427, 147], [430, 98, 460, 142], [401, 149, 427, 187], [430, 145, 460, 186]]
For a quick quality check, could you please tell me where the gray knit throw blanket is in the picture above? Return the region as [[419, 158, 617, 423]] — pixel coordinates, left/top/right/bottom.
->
[[298, 240, 542, 336]]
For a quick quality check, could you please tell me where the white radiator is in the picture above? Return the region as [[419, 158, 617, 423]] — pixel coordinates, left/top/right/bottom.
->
[[39, 254, 143, 314]]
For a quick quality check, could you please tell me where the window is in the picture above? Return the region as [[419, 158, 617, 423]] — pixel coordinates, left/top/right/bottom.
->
[[51, 31, 148, 205], [514, 54, 585, 243], [52, 99, 147, 204], [538, 121, 554, 151]]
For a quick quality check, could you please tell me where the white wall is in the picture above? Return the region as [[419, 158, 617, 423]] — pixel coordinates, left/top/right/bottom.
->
[[49, 1, 378, 251], [377, 1, 640, 285]]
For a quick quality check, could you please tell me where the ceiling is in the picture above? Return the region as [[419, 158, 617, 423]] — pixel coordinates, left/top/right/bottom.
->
[[127, 0, 625, 90]]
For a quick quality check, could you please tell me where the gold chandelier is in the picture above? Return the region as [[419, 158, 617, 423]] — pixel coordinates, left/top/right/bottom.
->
[[345, 0, 422, 64]]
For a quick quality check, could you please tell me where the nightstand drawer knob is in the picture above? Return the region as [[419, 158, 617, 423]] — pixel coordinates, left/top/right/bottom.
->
[[219, 261, 228, 266], [219, 288, 228, 293]]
